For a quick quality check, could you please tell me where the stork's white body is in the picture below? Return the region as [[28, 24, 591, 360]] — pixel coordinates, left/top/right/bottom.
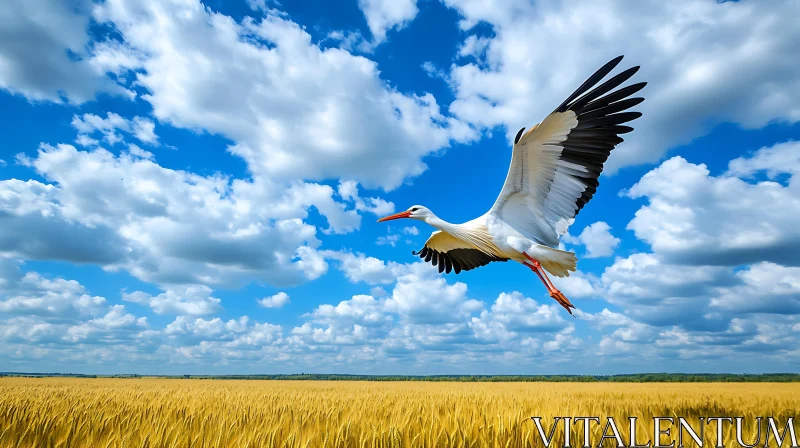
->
[[419, 212, 577, 277], [378, 56, 646, 314]]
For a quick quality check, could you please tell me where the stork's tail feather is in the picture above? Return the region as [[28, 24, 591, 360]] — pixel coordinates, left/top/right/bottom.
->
[[538, 247, 578, 278]]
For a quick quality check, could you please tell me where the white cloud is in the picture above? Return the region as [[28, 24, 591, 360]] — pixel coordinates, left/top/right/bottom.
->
[[258, 292, 290, 309], [126, 144, 154, 161], [91, 0, 475, 190], [325, 29, 373, 54], [72, 112, 159, 146], [2, 251, 797, 372], [2, 143, 344, 288], [556, 271, 601, 300], [323, 251, 406, 285], [123, 285, 222, 316], [65, 305, 148, 343], [370, 287, 388, 298], [554, 142, 800, 341], [357, 0, 418, 44], [402, 226, 419, 235], [278, 182, 361, 235], [0, 262, 153, 353], [376, 234, 400, 247], [384, 262, 482, 324], [337, 180, 395, 216], [376, 225, 419, 247], [443, 0, 800, 172], [165, 316, 250, 340], [709, 262, 800, 315], [576, 143, 800, 334], [0, 0, 132, 104], [727, 140, 800, 179], [597, 252, 734, 330], [87, 38, 146, 77], [246, 0, 276, 14], [291, 266, 571, 361], [625, 144, 800, 266], [577, 308, 636, 328], [309, 294, 389, 328], [421, 61, 446, 80], [470, 292, 568, 339], [0, 258, 106, 318], [564, 222, 620, 258]]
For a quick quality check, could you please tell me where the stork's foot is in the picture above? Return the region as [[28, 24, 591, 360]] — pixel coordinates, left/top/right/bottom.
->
[[549, 289, 575, 316], [523, 253, 577, 316]]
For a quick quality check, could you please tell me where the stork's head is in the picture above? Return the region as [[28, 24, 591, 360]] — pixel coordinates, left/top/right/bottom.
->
[[377, 205, 431, 222]]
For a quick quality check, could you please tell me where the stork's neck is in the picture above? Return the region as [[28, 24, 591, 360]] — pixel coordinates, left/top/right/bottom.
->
[[424, 214, 459, 235]]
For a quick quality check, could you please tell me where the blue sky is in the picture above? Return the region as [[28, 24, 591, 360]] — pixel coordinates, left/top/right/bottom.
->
[[1, 0, 799, 375]]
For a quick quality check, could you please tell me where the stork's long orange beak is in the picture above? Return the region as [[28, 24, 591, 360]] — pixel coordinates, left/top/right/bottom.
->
[[377, 211, 411, 222]]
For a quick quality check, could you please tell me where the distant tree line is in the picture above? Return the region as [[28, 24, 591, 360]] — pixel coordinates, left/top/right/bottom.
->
[[177, 373, 800, 382], [0, 372, 98, 378], [3, 372, 800, 382]]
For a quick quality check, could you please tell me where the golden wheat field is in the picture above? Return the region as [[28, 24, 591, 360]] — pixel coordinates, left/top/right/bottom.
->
[[0, 378, 798, 448]]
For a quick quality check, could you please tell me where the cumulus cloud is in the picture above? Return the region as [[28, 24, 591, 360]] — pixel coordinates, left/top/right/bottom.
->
[[709, 262, 800, 315], [0, 0, 132, 104], [443, 0, 800, 172], [375, 225, 419, 247], [90, 0, 474, 190], [573, 140, 800, 339], [0, 261, 152, 358], [624, 142, 800, 266], [727, 140, 800, 179], [0, 258, 106, 318], [564, 222, 620, 258], [323, 251, 406, 285], [598, 253, 734, 330], [402, 226, 419, 236], [72, 112, 158, 146], [65, 305, 149, 344], [384, 262, 483, 324], [470, 292, 568, 339], [2, 250, 797, 372], [582, 309, 797, 362], [258, 292, 290, 309], [0, 256, 573, 371], [337, 181, 395, 216], [291, 266, 571, 363], [555, 271, 601, 300], [123, 285, 222, 316], [2, 143, 345, 288], [376, 234, 400, 247], [357, 0, 418, 44], [165, 315, 282, 349]]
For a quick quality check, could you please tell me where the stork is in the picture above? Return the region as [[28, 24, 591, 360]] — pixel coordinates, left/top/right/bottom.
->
[[377, 56, 646, 315]]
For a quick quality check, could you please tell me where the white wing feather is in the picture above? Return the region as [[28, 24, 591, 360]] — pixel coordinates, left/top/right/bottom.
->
[[490, 111, 584, 247]]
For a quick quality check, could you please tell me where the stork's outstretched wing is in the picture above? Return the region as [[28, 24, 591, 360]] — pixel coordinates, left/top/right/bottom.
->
[[490, 55, 646, 247], [413, 231, 508, 274]]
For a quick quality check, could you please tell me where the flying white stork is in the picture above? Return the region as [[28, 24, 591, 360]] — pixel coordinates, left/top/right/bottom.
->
[[377, 56, 645, 315]]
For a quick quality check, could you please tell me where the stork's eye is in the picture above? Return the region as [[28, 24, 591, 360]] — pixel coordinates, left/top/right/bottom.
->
[[410, 207, 419, 212]]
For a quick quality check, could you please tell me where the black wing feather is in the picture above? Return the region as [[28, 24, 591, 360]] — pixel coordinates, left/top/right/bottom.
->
[[554, 55, 624, 113], [413, 247, 508, 275], [550, 56, 646, 215], [576, 82, 646, 114], [567, 66, 640, 112]]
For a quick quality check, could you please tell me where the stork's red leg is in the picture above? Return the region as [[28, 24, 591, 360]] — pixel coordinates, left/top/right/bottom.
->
[[523, 253, 576, 315]]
